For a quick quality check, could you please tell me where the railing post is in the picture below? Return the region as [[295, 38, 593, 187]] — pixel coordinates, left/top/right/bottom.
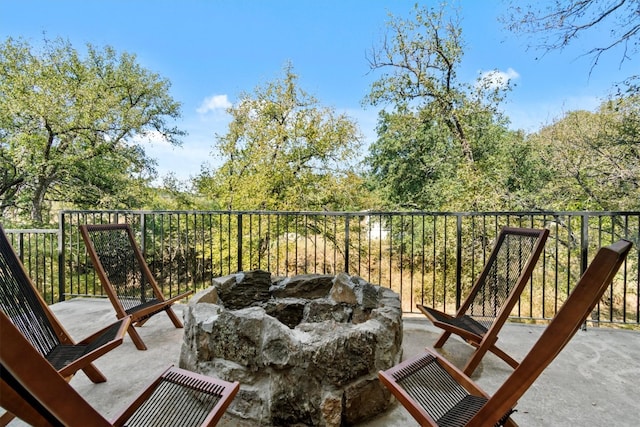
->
[[580, 213, 590, 330], [581, 213, 589, 276], [344, 214, 350, 274], [140, 213, 146, 253], [237, 213, 243, 272], [17, 233, 24, 261], [58, 211, 66, 302], [455, 215, 463, 310]]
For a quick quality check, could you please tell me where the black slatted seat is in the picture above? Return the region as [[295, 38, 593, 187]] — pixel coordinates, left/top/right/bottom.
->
[[388, 352, 495, 427], [419, 306, 489, 337], [438, 396, 492, 427], [123, 369, 233, 427], [123, 298, 164, 316], [45, 320, 124, 370]]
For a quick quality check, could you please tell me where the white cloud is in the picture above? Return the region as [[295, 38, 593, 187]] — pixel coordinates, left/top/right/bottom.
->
[[196, 94, 232, 114], [131, 130, 171, 147], [478, 68, 520, 90]]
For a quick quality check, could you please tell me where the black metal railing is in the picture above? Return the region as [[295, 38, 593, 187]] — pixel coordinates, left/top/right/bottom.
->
[[4, 210, 640, 326], [3, 228, 60, 304]]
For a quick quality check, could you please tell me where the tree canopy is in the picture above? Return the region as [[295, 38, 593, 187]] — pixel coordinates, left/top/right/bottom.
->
[[365, 4, 514, 164], [0, 37, 184, 224], [195, 64, 373, 211], [529, 92, 640, 210], [2, 2, 639, 224], [364, 3, 536, 211]]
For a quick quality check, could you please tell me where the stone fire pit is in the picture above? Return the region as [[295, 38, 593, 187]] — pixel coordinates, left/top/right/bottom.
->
[[179, 270, 403, 426]]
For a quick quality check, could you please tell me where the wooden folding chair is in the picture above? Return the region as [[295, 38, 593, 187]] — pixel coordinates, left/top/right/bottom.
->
[[0, 310, 239, 427], [380, 239, 632, 427], [79, 223, 193, 350], [0, 224, 130, 426], [417, 227, 549, 375]]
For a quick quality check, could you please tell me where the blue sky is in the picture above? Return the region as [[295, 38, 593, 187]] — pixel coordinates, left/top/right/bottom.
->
[[1, 0, 635, 182]]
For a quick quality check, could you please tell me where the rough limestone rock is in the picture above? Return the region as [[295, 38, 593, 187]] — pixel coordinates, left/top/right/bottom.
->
[[329, 272, 358, 304], [180, 270, 403, 426], [262, 298, 306, 329], [215, 270, 272, 309], [270, 274, 335, 299]]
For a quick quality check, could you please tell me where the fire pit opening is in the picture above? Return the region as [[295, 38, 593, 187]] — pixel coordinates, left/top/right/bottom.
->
[[179, 270, 403, 426]]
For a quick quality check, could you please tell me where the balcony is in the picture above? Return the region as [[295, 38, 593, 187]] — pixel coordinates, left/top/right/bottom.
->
[[3, 297, 639, 426]]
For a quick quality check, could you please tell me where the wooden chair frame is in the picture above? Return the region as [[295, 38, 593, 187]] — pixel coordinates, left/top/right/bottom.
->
[[417, 227, 549, 375], [380, 239, 632, 427], [0, 310, 239, 427], [0, 224, 130, 426], [79, 223, 193, 350]]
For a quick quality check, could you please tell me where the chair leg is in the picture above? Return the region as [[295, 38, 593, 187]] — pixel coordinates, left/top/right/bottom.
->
[[0, 380, 46, 427], [463, 337, 519, 375], [128, 324, 148, 350], [165, 307, 184, 328], [81, 364, 108, 383], [433, 331, 451, 348], [488, 345, 520, 369], [463, 334, 500, 375], [463, 347, 488, 376], [0, 411, 15, 427], [503, 416, 519, 427]]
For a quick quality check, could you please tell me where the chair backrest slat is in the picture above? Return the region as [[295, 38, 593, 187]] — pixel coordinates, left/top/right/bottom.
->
[[0, 227, 60, 356], [83, 225, 157, 312], [466, 227, 547, 329]]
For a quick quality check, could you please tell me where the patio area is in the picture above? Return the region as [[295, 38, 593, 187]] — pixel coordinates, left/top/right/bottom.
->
[[4, 297, 640, 426]]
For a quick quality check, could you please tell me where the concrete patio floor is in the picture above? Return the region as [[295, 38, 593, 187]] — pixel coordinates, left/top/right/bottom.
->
[[4, 297, 640, 426]]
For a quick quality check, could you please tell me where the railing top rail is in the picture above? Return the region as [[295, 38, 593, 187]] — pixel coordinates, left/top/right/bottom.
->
[[60, 209, 640, 217], [4, 229, 58, 234]]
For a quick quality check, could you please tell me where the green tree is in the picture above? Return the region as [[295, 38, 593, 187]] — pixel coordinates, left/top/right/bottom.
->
[[503, 1, 639, 210], [367, 109, 458, 209], [365, 3, 531, 211], [142, 173, 220, 211], [529, 94, 640, 210], [0, 37, 184, 224], [365, 3, 512, 164], [196, 64, 371, 211]]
